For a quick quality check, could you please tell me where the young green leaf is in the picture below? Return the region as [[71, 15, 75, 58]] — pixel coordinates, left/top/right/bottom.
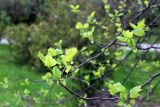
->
[[83, 23, 89, 29], [65, 66, 72, 73], [48, 48, 56, 56], [122, 30, 133, 39], [129, 86, 142, 99], [137, 19, 145, 29], [55, 49, 63, 56], [130, 23, 137, 29], [65, 48, 77, 62], [52, 66, 61, 80], [108, 82, 126, 95], [44, 55, 57, 67], [127, 39, 135, 47], [113, 82, 126, 92], [87, 11, 96, 23], [75, 22, 83, 29], [117, 36, 128, 42], [38, 51, 45, 62], [133, 28, 145, 37]]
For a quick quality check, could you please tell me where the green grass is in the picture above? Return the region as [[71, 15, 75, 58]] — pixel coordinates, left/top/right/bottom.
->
[[0, 45, 76, 107]]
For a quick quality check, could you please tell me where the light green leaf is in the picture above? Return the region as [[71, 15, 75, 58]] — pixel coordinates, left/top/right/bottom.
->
[[55, 49, 63, 56], [75, 22, 83, 29], [84, 75, 90, 80], [75, 5, 80, 9], [137, 19, 145, 29], [52, 66, 61, 80], [44, 55, 57, 67], [65, 66, 72, 73], [127, 39, 135, 47], [48, 48, 56, 56], [129, 86, 142, 99], [61, 79, 67, 86], [130, 23, 137, 29], [113, 82, 126, 92], [65, 48, 78, 62], [122, 30, 133, 39], [87, 11, 96, 23], [93, 71, 101, 78], [133, 28, 145, 36], [83, 23, 89, 29], [108, 82, 126, 95], [133, 47, 137, 53], [120, 92, 128, 100], [108, 84, 118, 95], [38, 51, 45, 62], [117, 36, 128, 42]]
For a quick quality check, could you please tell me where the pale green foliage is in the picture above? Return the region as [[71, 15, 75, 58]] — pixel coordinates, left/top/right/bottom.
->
[[117, 36, 128, 42], [117, 30, 137, 52], [65, 66, 72, 73], [65, 48, 78, 63], [93, 65, 105, 78], [129, 86, 142, 99], [52, 66, 62, 80], [75, 11, 96, 43], [75, 22, 83, 29], [38, 47, 78, 83], [108, 82, 142, 106], [108, 82, 126, 95], [87, 11, 96, 23], [122, 30, 133, 39], [48, 48, 56, 56], [38, 51, 45, 62], [69, 4, 80, 14], [117, 19, 148, 53], [130, 19, 146, 37], [44, 55, 57, 67]]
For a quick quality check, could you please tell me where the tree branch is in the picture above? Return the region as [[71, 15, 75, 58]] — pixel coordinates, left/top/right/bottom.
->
[[58, 81, 119, 101]]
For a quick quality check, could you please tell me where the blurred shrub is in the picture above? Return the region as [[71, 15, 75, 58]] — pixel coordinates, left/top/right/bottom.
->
[[0, 11, 11, 38], [6, 22, 50, 69], [5, 0, 105, 70], [0, 0, 39, 24]]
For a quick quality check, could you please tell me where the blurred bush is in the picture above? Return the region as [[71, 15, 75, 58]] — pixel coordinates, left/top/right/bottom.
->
[[0, 0, 39, 24], [0, 11, 11, 39], [4, 0, 106, 70]]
